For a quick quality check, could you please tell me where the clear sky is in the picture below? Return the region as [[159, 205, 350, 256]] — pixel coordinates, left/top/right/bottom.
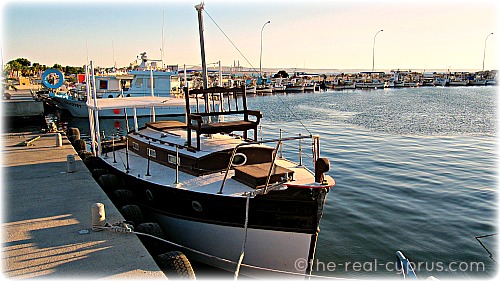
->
[[1, 0, 498, 71]]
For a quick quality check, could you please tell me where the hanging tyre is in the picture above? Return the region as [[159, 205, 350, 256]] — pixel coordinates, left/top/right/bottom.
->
[[78, 151, 93, 160], [73, 139, 86, 153], [136, 222, 167, 255], [157, 251, 196, 280], [113, 189, 135, 207], [119, 205, 143, 226], [98, 174, 123, 192], [84, 155, 105, 169], [91, 168, 108, 180], [67, 127, 80, 144]]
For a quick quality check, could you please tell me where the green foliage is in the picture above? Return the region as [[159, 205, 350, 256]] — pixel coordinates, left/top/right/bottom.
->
[[4, 58, 83, 77], [273, 70, 289, 78]]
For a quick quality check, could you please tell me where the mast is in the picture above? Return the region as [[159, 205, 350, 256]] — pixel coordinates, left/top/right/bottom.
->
[[195, 2, 208, 89]]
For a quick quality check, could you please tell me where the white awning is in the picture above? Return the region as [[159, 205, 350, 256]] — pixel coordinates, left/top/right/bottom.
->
[[87, 96, 186, 110]]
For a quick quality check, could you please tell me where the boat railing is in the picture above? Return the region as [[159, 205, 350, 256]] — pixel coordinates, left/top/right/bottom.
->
[[218, 134, 320, 195]]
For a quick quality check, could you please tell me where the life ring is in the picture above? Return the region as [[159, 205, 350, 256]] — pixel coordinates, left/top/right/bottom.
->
[[42, 69, 64, 89]]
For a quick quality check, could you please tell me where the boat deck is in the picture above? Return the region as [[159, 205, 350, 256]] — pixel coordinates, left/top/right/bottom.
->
[[106, 147, 317, 197], [106, 124, 319, 197]]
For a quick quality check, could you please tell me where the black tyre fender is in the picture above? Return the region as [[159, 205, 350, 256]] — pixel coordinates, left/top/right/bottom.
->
[[98, 174, 123, 192], [136, 222, 167, 254], [73, 139, 86, 153], [84, 156, 105, 169], [113, 189, 135, 207], [78, 151, 93, 160], [119, 205, 143, 226], [67, 127, 80, 144], [91, 168, 108, 180], [157, 251, 196, 280]]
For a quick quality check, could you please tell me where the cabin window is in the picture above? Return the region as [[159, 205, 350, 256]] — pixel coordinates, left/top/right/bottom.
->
[[135, 78, 143, 87], [99, 80, 108, 90], [147, 148, 157, 158], [132, 142, 139, 150], [146, 78, 151, 88], [168, 154, 180, 165]]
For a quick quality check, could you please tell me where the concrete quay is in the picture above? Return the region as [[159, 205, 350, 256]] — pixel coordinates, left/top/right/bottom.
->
[[2, 131, 166, 278], [2, 88, 44, 118]]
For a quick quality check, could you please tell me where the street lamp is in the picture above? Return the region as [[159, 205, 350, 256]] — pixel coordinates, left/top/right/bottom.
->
[[482, 32, 493, 71], [259, 20, 271, 78], [372, 29, 383, 71]]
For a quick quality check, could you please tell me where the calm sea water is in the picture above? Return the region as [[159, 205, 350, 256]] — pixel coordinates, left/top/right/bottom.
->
[[67, 86, 497, 279]]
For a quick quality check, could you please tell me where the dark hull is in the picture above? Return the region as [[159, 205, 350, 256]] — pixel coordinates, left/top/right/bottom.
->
[[96, 157, 329, 235]]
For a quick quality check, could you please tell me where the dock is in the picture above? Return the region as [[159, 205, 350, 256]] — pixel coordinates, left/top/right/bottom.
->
[[2, 86, 44, 118], [2, 131, 166, 278]]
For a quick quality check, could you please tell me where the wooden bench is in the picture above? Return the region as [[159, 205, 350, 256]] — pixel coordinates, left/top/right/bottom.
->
[[145, 120, 187, 131], [184, 86, 262, 150]]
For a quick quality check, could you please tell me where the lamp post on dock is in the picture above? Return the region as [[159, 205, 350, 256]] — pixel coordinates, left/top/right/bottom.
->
[[259, 20, 271, 78], [482, 32, 493, 71], [372, 29, 383, 71]]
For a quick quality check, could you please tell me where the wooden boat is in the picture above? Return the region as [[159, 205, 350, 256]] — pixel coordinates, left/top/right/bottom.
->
[[86, 84, 335, 277], [85, 4, 335, 275], [87, 84, 335, 275]]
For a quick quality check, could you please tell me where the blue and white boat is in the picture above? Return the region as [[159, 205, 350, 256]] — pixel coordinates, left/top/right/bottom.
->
[[50, 53, 183, 118]]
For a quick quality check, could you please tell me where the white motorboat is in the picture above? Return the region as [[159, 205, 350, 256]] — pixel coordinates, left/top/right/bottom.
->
[[50, 53, 181, 118]]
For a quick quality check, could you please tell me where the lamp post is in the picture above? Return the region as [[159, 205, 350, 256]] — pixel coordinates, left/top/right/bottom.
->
[[259, 20, 271, 78], [372, 29, 383, 71], [482, 32, 493, 71]]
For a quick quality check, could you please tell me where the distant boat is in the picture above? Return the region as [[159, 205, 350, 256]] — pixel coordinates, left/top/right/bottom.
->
[[433, 78, 449, 87], [303, 82, 316, 92], [470, 79, 487, 86], [271, 83, 286, 92], [256, 85, 273, 95], [284, 84, 304, 92], [246, 85, 257, 94], [355, 80, 385, 89], [448, 79, 468, 86], [403, 81, 420, 87], [285, 79, 304, 92], [486, 79, 497, 85], [272, 78, 286, 92], [331, 80, 355, 90]]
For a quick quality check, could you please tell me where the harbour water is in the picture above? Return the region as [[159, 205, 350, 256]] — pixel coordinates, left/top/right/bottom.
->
[[66, 86, 497, 279]]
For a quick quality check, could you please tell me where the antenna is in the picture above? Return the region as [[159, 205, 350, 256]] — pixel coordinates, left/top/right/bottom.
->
[[112, 40, 116, 68], [161, 10, 165, 69], [86, 36, 89, 63]]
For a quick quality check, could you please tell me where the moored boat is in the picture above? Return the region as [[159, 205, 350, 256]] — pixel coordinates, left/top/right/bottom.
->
[[86, 84, 335, 277], [50, 53, 182, 118]]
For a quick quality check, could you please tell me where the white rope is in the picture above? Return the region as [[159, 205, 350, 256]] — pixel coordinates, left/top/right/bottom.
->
[[234, 194, 250, 280]]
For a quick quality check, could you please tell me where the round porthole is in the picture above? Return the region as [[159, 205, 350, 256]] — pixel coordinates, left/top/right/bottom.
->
[[232, 153, 247, 166], [146, 189, 154, 201], [192, 201, 202, 212]]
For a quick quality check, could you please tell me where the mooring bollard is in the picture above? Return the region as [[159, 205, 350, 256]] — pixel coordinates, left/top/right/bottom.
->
[[55, 133, 62, 147], [91, 203, 106, 231], [67, 154, 76, 173]]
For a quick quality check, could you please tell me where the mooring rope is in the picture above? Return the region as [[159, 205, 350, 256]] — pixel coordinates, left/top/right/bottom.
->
[[95, 222, 350, 279], [234, 194, 251, 280], [475, 233, 497, 262]]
